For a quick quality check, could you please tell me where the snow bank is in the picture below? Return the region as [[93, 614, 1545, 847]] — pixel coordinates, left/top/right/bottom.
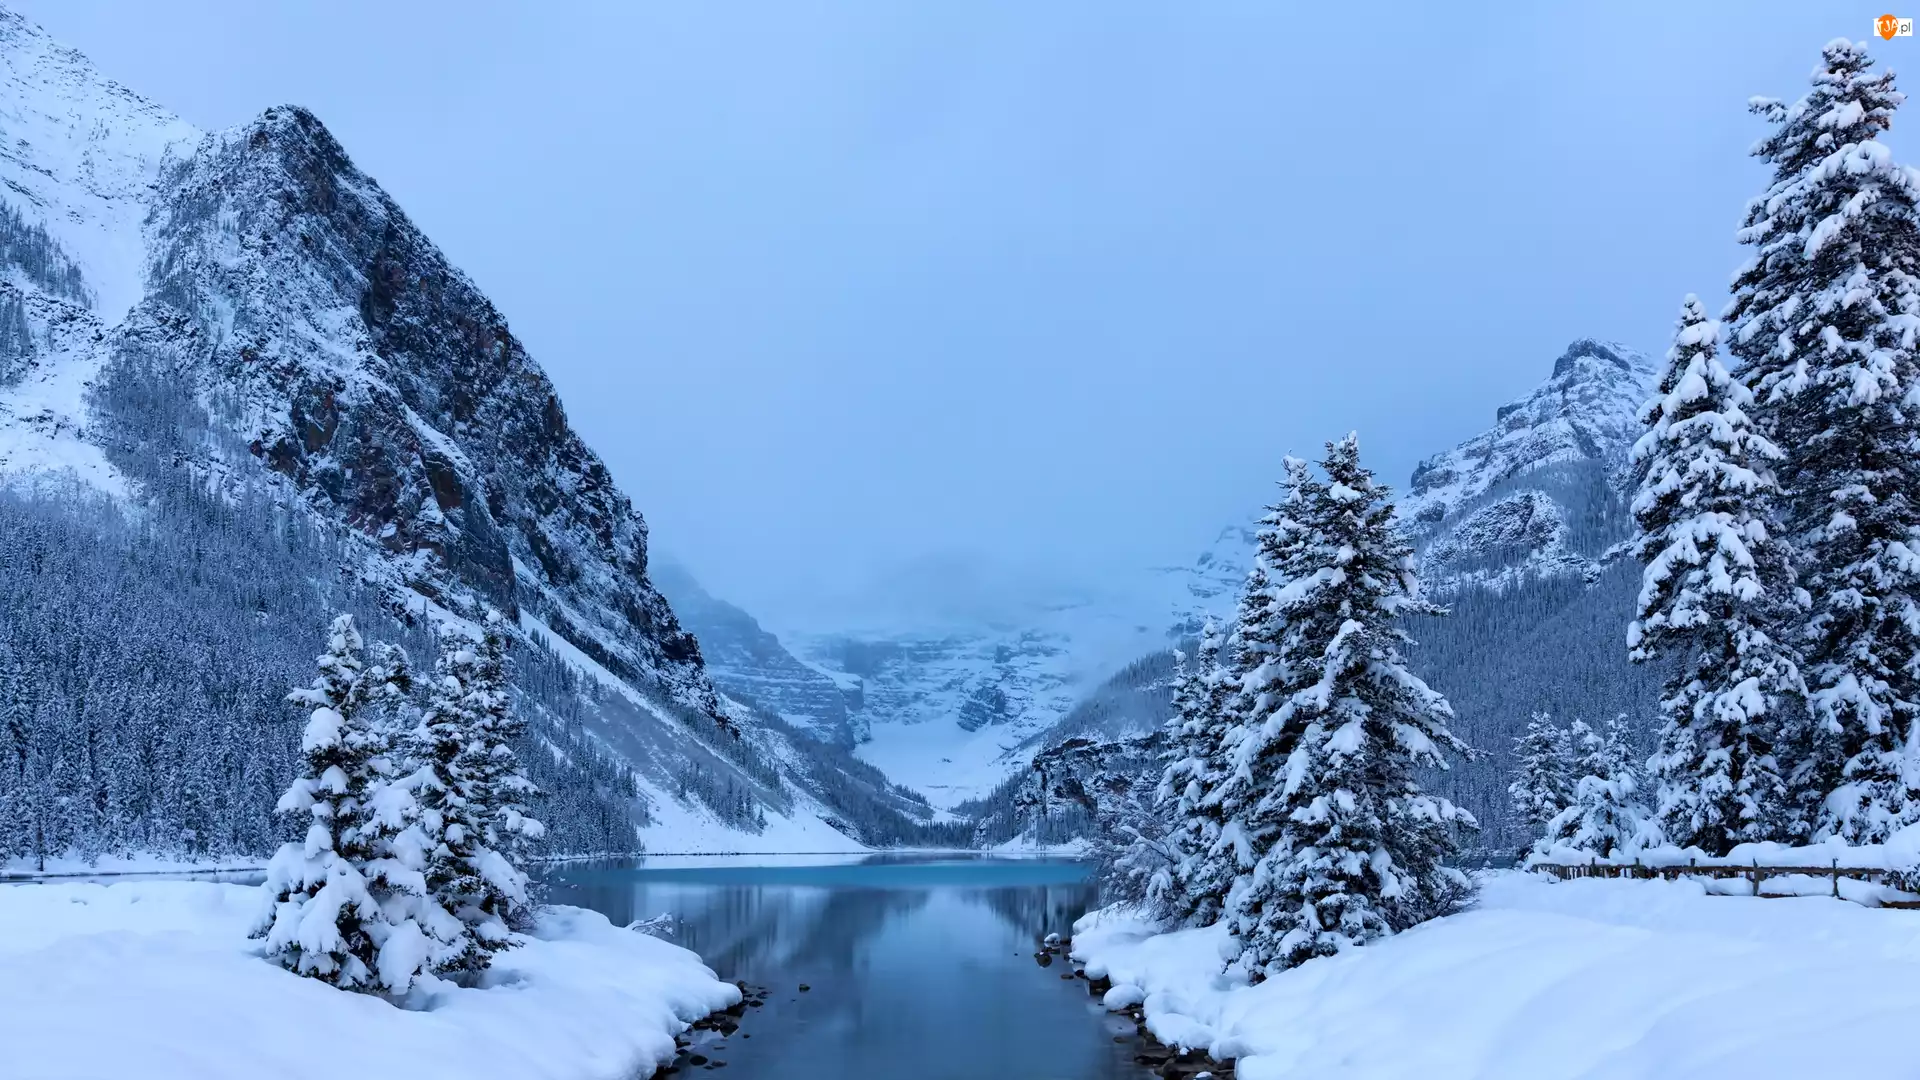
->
[[1071, 872, 1920, 1080], [990, 834, 1092, 856], [0, 880, 740, 1080], [1532, 826, 1920, 872], [1, 851, 264, 878]]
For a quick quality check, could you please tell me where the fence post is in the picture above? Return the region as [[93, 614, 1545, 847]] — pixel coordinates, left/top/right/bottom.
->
[[1832, 858, 1840, 899], [1752, 859, 1763, 898]]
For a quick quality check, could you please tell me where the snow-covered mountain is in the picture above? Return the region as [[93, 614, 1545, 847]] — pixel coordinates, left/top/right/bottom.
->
[[1144, 339, 1659, 599], [784, 612, 1151, 808], [1394, 339, 1664, 851], [649, 560, 859, 744], [0, 6, 937, 858], [630, 334, 1665, 838], [1401, 338, 1661, 592], [1152, 522, 1258, 640], [657, 571, 1167, 809], [978, 338, 1666, 849]]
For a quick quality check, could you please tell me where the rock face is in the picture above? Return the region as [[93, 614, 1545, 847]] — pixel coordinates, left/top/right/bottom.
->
[[1400, 338, 1659, 593], [129, 103, 715, 712], [0, 5, 933, 852], [1152, 523, 1257, 640], [1405, 341, 1656, 524], [651, 560, 858, 744]]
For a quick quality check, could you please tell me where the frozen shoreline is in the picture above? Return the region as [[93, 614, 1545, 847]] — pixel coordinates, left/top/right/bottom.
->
[[1068, 871, 1920, 1080], [0, 879, 741, 1080], [0, 845, 1075, 882]]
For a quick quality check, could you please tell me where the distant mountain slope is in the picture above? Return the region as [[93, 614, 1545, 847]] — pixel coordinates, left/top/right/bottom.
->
[[654, 341, 1668, 831], [650, 560, 858, 744], [0, 5, 930, 860], [1396, 339, 1663, 850], [1000, 338, 1665, 851], [784, 601, 1168, 808], [655, 551, 1175, 809]]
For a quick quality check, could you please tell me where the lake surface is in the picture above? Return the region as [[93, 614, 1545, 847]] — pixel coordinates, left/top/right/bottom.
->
[[540, 855, 1143, 1079]]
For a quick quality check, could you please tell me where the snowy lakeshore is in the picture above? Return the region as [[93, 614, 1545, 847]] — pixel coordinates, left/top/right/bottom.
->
[[0, 880, 741, 1080], [1070, 872, 1920, 1080]]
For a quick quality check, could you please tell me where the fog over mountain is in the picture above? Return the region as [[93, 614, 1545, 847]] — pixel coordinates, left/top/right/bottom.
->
[[1, 0, 1848, 630]]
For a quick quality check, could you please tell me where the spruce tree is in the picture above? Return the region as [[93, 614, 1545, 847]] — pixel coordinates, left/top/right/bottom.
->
[[1507, 712, 1574, 858], [255, 615, 459, 992], [1542, 717, 1657, 860], [1726, 40, 1920, 842], [445, 613, 543, 937], [410, 613, 540, 972], [1202, 457, 1315, 932], [1153, 644, 1200, 914], [1222, 435, 1475, 979], [0, 660, 34, 866], [1630, 296, 1802, 851], [1156, 619, 1235, 926]]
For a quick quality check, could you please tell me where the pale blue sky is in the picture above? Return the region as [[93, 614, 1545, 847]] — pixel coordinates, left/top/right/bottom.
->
[[14, 0, 1864, 625]]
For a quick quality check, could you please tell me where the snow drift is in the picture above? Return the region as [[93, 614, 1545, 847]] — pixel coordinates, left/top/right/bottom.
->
[[0, 879, 740, 1080], [1071, 872, 1920, 1080]]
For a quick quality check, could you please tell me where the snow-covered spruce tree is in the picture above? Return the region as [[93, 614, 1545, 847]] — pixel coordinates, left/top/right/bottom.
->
[[1222, 435, 1476, 979], [1150, 644, 1201, 914], [1541, 717, 1658, 860], [410, 612, 542, 969], [1726, 40, 1920, 843], [1198, 457, 1316, 934], [255, 615, 462, 991], [456, 613, 544, 933], [1155, 618, 1236, 926], [1507, 712, 1574, 858], [0, 659, 38, 867], [1630, 296, 1803, 852]]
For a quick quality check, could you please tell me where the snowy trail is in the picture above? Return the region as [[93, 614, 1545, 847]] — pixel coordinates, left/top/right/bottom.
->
[[1071, 872, 1920, 1080]]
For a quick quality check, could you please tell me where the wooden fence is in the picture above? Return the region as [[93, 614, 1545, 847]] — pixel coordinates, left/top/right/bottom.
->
[[1532, 860, 1920, 909]]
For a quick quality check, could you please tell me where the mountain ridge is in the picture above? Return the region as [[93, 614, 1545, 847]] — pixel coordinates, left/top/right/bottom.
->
[[662, 337, 1664, 829], [0, 5, 940, 858]]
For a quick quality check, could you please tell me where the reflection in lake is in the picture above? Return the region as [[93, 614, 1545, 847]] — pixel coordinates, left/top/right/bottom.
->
[[541, 855, 1141, 1079]]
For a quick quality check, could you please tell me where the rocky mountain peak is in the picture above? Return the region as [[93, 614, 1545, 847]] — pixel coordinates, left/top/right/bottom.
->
[[109, 97, 720, 714], [1402, 338, 1658, 536], [1551, 337, 1642, 379]]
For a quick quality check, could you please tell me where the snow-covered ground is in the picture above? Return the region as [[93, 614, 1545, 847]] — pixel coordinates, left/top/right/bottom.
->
[[1, 851, 264, 879], [0, 880, 740, 1080], [989, 834, 1092, 857], [635, 788, 869, 855], [1071, 872, 1920, 1080], [855, 715, 1040, 808]]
